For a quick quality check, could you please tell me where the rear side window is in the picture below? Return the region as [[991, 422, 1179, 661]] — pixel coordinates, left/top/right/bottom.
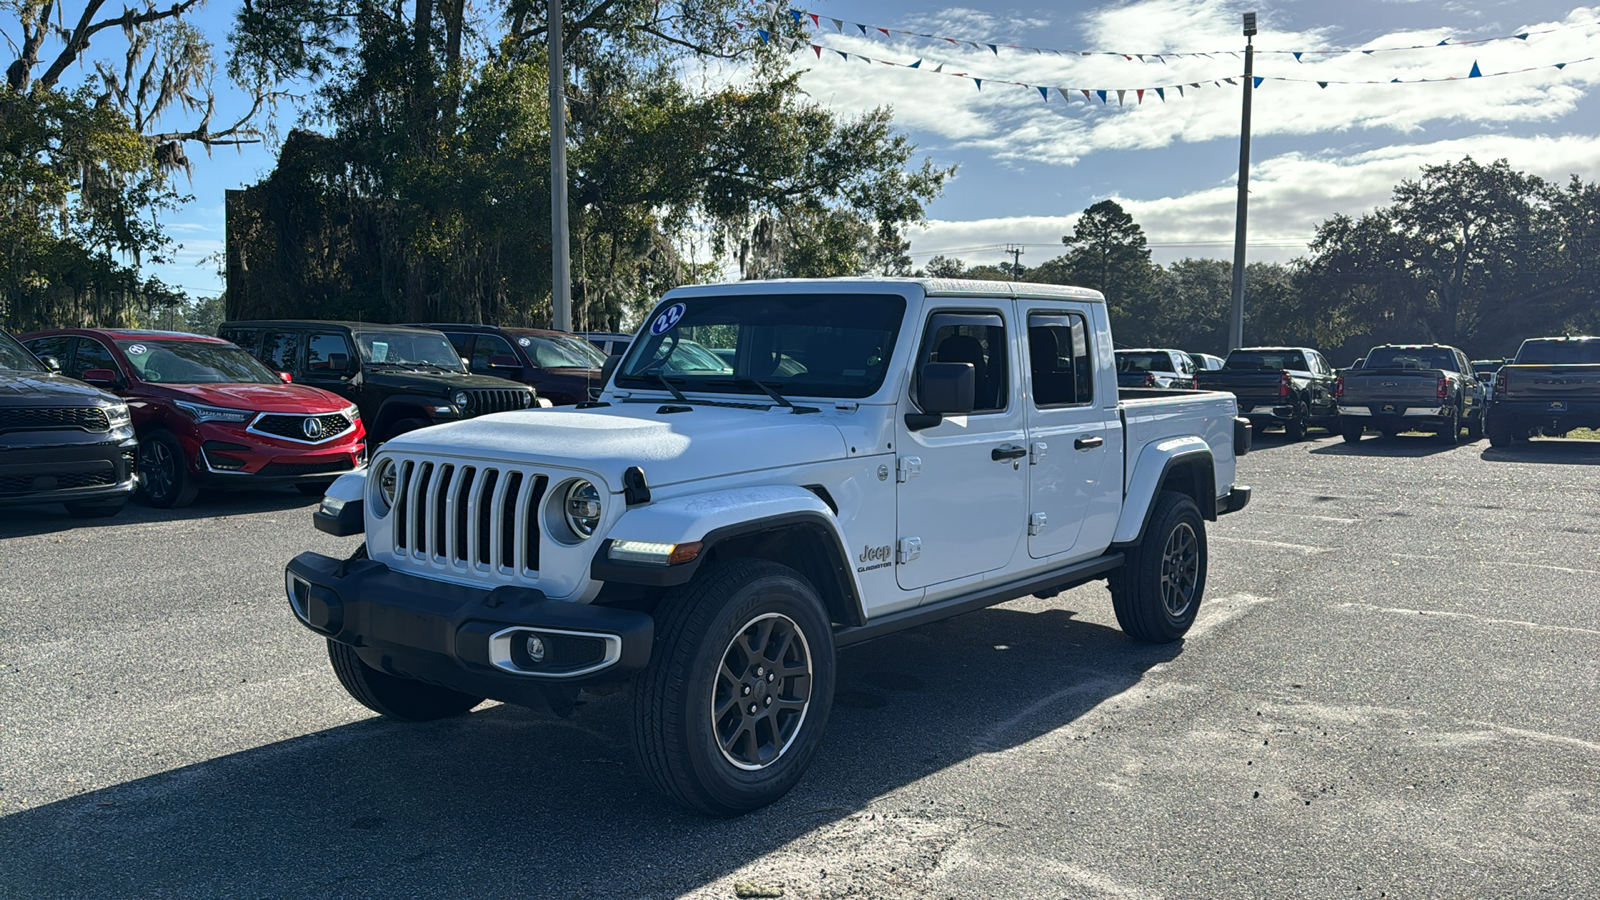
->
[[470, 334, 517, 375], [307, 333, 354, 371], [23, 335, 72, 368], [1029, 313, 1094, 407], [259, 331, 301, 372], [919, 312, 1008, 413], [70, 338, 118, 380]]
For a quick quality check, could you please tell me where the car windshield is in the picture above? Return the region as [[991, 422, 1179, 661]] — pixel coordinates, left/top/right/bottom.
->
[[1116, 352, 1175, 373], [355, 331, 466, 370], [0, 332, 46, 373], [521, 334, 607, 368], [1516, 340, 1600, 365], [1364, 348, 1458, 370], [1223, 351, 1308, 371], [117, 340, 282, 384], [616, 293, 906, 399]]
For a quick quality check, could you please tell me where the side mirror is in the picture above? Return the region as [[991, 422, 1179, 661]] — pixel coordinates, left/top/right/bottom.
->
[[600, 355, 621, 390], [908, 362, 974, 430], [487, 354, 521, 370], [328, 353, 355, 374], [80, 368, 120, 388], [41, 356, 61, 373], [278, 371, 293, 384]]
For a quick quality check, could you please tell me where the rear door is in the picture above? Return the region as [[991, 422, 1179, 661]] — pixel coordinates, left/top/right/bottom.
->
[[1020, 301, 1122, 560], [258, 329, 304, 380], [894, 304, 1028, 591]]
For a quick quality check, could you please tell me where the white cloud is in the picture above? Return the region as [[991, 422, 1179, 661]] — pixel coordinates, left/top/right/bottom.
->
[[909, 132, 1600, 266]]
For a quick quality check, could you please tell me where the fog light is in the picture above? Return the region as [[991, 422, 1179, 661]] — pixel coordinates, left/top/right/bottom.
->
[[525, 634, 546, 664]]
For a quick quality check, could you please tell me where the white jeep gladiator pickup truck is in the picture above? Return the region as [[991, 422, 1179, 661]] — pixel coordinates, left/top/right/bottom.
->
[[287, 278, 1252, 815]]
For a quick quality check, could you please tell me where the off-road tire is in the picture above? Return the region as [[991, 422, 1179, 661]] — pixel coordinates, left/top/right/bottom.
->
[[64, 498, 127, 518], [1110, 491, 1207, 643], [631, 559, 835, 816], [1340, 420, 1365, 443], [138, 430, 199, 508], [1284, 405, 1308, 442], [1435, 406, 1460, 444], [326, 639, 484, 721]]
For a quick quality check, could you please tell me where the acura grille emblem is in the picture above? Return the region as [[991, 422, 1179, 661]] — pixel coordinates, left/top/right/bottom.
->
[[302, 417, 322, 439]]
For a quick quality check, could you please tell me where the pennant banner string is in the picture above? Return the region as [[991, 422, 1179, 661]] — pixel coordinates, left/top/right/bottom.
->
[[781, 6, 1600, 61]]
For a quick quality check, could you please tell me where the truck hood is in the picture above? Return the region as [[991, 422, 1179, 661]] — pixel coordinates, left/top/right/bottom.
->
[[0, 370, 121, 405], [379, 403, 850, 491]]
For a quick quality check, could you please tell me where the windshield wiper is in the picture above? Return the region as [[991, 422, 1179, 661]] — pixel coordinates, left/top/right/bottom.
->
[[709, 377, 792, 408], [645, 371, 689, 403]]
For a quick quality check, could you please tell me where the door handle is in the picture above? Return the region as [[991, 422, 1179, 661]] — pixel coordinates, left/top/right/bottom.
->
[[1074, 436, 1104, 450], [991, 445, 1028, 461]]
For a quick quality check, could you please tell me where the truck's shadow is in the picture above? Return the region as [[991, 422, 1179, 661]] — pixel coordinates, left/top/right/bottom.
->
[[0, 603, 1175, 898], [1309, 434, 1473, 458], [1478, 439, 1600, 465], [1239, 428, 1339, 452], [0, 489, 319, 538]]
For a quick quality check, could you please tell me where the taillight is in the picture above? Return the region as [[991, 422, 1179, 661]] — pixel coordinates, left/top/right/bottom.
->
[[1495, 373, 1507, 396], [1436, 375, 1448, 400], [1279, 371, 1291, 398], [1334, 375, 1344, 399], [1144, 372, 1156, 387]]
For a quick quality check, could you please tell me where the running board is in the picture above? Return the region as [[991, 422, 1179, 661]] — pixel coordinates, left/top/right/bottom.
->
[[833, 553, 1125, 648]]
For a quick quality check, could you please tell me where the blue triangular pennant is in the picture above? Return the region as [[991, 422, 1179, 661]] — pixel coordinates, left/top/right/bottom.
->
[[1515, 32, 1529, 40], [756, 29, 770, 43], [1469, 60, 1482, 77], [1293, 51, 1303, 62], [835, 50, 849, 60], [1317, 81, 1328, 88], [790, 9, 802, 24], [856, 23, 867, 35], [1155, 87, 1165, 102], [909, 59, 921, 68], [973, 78, 982, 90], [987, 43, 999, 55], [1437, 39, 1449, 46], [1253, 76, 1263, 88], [1038, 86, 1049, 101], [1096, 89, 1107, 104]]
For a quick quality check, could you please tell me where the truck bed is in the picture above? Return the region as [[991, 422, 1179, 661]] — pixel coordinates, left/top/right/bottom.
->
[[1118, 389, 1240, 499]]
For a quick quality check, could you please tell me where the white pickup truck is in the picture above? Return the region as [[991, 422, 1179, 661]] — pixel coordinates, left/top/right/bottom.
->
[[287, 278, 1252, 815]]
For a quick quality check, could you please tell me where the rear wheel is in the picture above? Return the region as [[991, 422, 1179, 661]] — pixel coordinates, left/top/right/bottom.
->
[[631, 559, 835, 816], [326, 640, 484, 720], [1435, 406, 1460, 444], [1340, 420, 1365, 443], [138, 430, 199, 508], [1109, 491, 1206, 643], [1465, 411, 1484, 441], [1283, 406, 1308, 442]]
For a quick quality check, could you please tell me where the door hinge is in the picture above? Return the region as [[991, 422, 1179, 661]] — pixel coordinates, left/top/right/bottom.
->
[[897, 537, 922, 563], [1029, 512, 1048, 535], [897, 456, 922, 483], [1030, 441, 1048, 465]]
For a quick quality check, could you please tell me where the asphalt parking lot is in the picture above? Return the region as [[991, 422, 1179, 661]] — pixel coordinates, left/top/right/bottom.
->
[[3, 432, 1599, 899]]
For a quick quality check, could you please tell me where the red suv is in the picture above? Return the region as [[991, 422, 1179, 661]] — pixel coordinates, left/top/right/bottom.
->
[[21, 329, 366, 508]]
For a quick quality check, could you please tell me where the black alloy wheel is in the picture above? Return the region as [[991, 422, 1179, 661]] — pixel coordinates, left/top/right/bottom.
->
[[1158, 521, 1202, 621], [712, 613, 814, 771], [138, 430, 199, 508], [1109, 490, 1207, 643]]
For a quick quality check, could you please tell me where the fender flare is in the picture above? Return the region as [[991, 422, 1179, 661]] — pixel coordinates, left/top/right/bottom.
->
[[590, 485, 865, 624], [374, 394, 452, 432], [1111, 437, 1216, 546]]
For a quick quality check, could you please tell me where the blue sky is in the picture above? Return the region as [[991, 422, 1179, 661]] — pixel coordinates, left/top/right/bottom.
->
[[137, 0, 1600, 297]]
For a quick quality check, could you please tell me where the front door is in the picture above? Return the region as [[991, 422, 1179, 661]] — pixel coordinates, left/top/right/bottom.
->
[[300, 331, 360, 402], [1018, 303, 1122, 560], [894, 305, 1028, 590]]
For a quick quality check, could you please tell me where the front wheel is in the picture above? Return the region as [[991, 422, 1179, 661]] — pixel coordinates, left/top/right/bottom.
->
[[1109, 491, 1207, 643], [138, 430, 199, 508], [631, 559, 835, 816], [326, 640, 484, 720]]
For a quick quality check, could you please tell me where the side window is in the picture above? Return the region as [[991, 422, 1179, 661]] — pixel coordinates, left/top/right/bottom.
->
[[69, 337, 117, 379], [25, 335, 72, 367], [444, 332, 473, 361], [306, 333, 354, 371], [259, 330, 301, 373], [919, 312, 1008, 413], [470, 334, 517, 375], [1027, 313, 1095, 408], [219, 328, 257, 355]]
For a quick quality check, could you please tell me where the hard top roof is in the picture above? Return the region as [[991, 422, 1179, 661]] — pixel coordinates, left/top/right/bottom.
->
[[222, 320, 447, 334], [665, 277, 1105, 304]]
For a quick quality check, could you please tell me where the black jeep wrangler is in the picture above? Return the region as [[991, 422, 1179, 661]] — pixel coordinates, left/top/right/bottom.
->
[[219, 321, 537, 443]]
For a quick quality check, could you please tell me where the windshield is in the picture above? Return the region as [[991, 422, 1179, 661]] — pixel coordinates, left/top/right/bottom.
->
[[1516, 340, 1600, 365], [1223, 350, 1309, 371], [1364, 348, 1458, 371], [616, 293, 906, 399], [117, 340, 282, 384], [0, 332, 46, 372], [355, 331, 467, 371], [1116, 352, 1175, 373], [521, 334, 606, 368]]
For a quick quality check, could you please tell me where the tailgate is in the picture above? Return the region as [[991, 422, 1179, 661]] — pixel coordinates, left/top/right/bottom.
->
[[1500, 365, 1600, 403], [1198, 372, 1282, 404], [1340, 369, 1442, 403]]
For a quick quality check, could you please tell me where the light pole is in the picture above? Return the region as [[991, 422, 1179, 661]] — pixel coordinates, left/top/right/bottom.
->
[[549, 0, 573, 332], [1229, 11, 1256, 351]]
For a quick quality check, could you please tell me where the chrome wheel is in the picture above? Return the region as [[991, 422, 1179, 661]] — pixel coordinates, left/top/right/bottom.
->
[[1160, 522, 1200, 619], [711, 612, 812, 770], [140, 440, 176, 500]]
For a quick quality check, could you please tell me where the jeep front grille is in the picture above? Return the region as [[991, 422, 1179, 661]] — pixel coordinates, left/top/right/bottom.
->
[[462, 388, 535, 417], [391, 459, 547, 573]]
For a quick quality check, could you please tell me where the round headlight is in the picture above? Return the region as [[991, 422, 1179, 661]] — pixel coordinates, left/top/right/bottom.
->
[[372, 458, 398, 515], [564, 480, 602, 539], [453, 391, 470, 408]]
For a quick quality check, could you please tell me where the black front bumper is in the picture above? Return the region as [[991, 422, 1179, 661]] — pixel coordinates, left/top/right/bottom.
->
[[285, 552, 653, 704], [0, 437, 138, 507]]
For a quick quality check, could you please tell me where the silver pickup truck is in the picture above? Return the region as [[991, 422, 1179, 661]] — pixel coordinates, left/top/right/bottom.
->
[[1335, 344, 1485, 443]]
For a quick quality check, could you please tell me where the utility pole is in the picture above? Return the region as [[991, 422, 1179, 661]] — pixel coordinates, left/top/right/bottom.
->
[[1229, 11, 1257, 351], [549, 0, 573, 332], [1004, 244, 1024, 281]]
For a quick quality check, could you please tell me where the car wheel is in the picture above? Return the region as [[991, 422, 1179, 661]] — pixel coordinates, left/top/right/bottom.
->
[[631, 559, 835, 816], [1109, 491, 1206, 643], [138, 430, 199, 508], [1486, 416, 1513, 447], [295, 481, 334, 496], [326, 640, 484, 720], [64, 498, 128, 519], [1435, 407, 1460, 444], [1340, 420, 1365, 443], [1284, 406, 1308, 442], [1465, 412, 1484, 441]]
